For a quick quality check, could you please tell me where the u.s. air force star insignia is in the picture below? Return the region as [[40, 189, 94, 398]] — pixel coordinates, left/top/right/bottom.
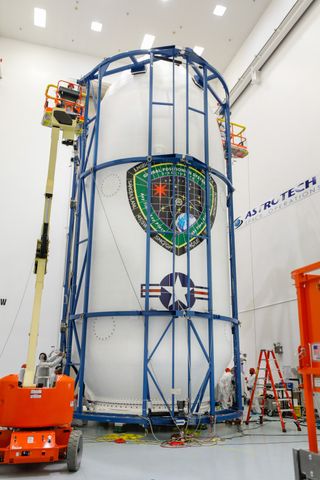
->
[[141, 272, 209, 311]]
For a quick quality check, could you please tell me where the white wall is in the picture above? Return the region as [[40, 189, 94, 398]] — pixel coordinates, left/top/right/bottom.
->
[[223, 0, 296, 91], [0, 37, 100, 376], [230, 1, 320, 371], [1, 0, 319, 381]]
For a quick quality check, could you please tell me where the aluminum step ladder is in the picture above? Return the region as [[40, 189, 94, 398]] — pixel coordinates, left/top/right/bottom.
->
[[245, 349, 301, 433]]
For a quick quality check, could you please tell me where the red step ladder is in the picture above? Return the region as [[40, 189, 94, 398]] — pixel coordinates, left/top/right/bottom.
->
[[245, 349, 301, 433]]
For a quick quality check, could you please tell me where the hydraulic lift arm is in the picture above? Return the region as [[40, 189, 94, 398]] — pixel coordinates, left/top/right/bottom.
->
[[23, 82, 84, 387], [23, 126, 60, 387]]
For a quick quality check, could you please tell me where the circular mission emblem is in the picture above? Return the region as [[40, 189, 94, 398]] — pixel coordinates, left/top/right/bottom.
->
[[127, 161, 217, 256]]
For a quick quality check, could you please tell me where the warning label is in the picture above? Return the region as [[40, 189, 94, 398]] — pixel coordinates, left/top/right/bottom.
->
[[312, 344, 320, 361], [30, 389, 42, 399]]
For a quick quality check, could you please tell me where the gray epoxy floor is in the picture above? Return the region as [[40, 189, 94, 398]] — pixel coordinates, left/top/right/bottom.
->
[[0, 419, 311, 479]]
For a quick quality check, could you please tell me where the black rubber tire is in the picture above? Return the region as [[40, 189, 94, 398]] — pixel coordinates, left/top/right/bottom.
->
[[67, 429, 83, 472]]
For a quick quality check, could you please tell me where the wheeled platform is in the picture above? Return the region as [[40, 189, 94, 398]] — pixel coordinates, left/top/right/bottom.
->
[[0, 374, 82, 471]]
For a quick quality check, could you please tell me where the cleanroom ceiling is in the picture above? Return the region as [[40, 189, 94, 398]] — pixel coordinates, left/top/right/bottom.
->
[[0, 0, 272, 71]]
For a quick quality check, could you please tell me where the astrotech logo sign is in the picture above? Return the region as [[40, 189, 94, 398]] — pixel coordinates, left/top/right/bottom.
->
[[235, 175, 320, 229], [127, 161, 217, 256]]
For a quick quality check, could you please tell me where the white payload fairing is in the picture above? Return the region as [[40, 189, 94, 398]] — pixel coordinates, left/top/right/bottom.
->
[[73, 57, 233, 415]]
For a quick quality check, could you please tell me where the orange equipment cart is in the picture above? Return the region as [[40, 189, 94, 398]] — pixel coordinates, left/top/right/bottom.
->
[[292, 261, 320, 479]]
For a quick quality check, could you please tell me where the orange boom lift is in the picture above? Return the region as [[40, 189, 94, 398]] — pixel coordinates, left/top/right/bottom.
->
[[0, 81, 84, 471], [292, 262, 320, 479]]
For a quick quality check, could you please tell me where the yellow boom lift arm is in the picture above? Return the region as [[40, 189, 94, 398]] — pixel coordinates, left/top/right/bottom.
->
[[23, 82, 84, 387]]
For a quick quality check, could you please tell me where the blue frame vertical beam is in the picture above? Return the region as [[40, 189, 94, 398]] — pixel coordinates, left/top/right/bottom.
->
[[77, 71, 103, 414], [65, 79, 91, 375], [142, 52, 154, 416], [172, 47, 176, 155], [224, 101, 242, 411], [185, 57, 192, 411], [171, 165, 176, 416], [171, 51, 177, 417], [60, 145, 78, 352], [203, 65, 215, 415]]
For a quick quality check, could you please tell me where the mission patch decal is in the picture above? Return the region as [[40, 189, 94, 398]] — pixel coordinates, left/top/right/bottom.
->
[[127, 162, 217, 256]]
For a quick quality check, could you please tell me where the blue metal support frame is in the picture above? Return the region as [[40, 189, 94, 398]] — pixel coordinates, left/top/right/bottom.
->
[[223, 102, 242, 412], [60, 142, 79, 352], [60, 46, 243, 425]]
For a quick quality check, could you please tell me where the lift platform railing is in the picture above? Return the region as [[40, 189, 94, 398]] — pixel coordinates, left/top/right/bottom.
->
[[42, 80, 85, 130], [218, 117, 248, 158]]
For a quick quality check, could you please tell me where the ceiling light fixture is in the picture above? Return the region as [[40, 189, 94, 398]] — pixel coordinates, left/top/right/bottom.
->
[[141, 34, 155, 49], [213, 5, 227, 16], [34, 7, 46, 28], [193, 46, 204, 56], [91, 21, 103, 32]]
